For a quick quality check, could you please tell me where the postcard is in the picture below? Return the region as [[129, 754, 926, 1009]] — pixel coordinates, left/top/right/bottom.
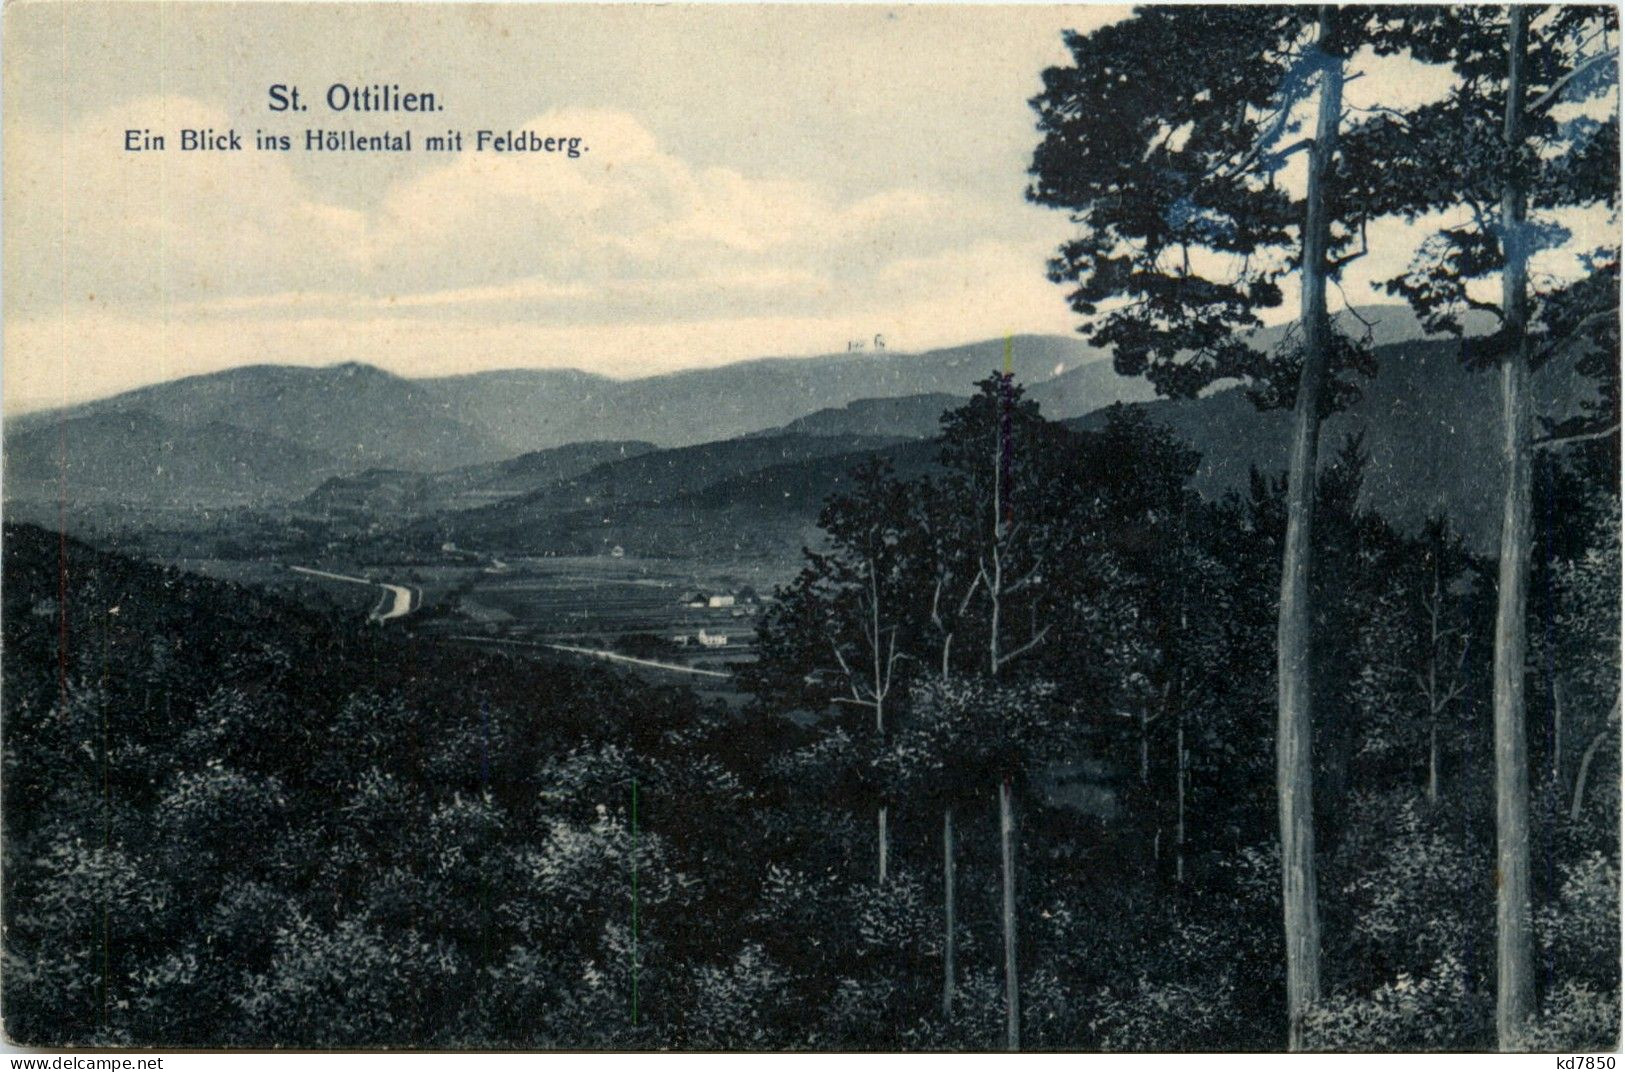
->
[[2, 1, 1619, 1055]]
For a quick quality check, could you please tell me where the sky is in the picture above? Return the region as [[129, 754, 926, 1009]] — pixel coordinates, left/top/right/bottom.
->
[[2, 2, 1615, 414]]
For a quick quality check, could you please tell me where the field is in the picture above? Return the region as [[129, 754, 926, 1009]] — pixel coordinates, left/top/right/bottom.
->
[[368, 552, 797, 702], [133, 539, 802, 701], [434, 554, 774, 640]]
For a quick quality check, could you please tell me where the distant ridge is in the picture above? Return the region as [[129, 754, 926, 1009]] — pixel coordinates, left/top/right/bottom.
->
[[754, 394, 966, 439], [6, 308, 1478, 514], [295, 440, 660, 520], [404, 333, 1116, 452], [4, 335, 1122, 507], [10, 361, 509, 472], [3, 408, 339, 507]]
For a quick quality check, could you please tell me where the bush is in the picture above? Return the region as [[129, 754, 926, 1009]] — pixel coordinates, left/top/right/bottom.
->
[[1303, 954, 1488, 1051], [1516, 983, 1620, 1052]]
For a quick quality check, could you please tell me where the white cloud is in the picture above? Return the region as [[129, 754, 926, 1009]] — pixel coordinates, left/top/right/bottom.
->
[[4, 252, 1079, 413], [5, 96, 1082, 412], [7, 19, 1614, 419]]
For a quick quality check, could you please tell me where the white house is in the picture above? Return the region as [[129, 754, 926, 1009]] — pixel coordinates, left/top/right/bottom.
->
[[707, 594, 736, 609], [697, 629, 729, 647]]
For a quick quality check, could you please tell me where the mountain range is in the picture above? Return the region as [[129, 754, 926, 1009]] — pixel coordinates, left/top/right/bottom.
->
[[5, 335, 1120, 507], [427, 318, 1588, 555], [3, 306, 1595, 553]]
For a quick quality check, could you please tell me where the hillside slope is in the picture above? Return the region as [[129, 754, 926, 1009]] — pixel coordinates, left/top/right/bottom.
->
[[10, 362, 510, 474], [1070, 338, 1598, 546], [437, 433, 905, 549], [6, 308, 1523, 526], [441, 333, 1596, 557], [4, 337, 1116, 512], [417, 334, 1110, 451], [3, 409, 338, 506], [756, 395, 964, 439], [296, 440, 659, 522]]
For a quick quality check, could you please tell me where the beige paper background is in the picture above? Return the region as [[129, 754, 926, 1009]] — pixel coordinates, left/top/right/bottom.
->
[[3, 2, 1610, 414]]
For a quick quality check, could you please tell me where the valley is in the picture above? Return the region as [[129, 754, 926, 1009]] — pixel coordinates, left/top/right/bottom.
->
[[4, 314, 1594, 659]]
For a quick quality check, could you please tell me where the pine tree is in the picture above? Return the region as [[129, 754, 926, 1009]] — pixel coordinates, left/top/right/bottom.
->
[[1028, 7, 1382, 1045], [1356, 6, 1619, 1046]]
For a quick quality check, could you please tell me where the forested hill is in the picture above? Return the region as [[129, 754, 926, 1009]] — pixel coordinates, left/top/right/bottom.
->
[[1067, 337, 1599, 549], [3, 373, 1618, 1050], [2, 522, 810, 1048], [428, 334, 1593, 557]]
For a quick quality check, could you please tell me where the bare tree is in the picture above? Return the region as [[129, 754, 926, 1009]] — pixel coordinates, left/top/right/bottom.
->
[[828, 557, 904, 884]]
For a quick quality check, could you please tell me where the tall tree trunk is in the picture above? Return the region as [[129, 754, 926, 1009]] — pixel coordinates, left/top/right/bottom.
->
[[878, 806, 889, 884], [1277, 8, 1340, 1050], [938, 635, 957, 1018], [873, 566, 889, 886], [999, 777, 1020, 1051], [1140, 711, 1151, 786], [1552, 683, 1564, 787], [1175, 603, 1188, 886], [1428, 723, 1440, 807], [1176, 713, 1187, 885], [1141, 710, 1157, 872], [942, 804, 957, 1017], [992, 370, 1021, 1050], [1493, 8, 1535, 1050], [1426, 574, 1441, 806], [990, 379, 1004, 678]]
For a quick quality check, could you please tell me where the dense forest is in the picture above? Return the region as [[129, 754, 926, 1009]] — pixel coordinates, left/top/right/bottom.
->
[[3, 2, 1620, 1053], [1019, 3, 1619, 1051], [3, 378, 1617, 1049]]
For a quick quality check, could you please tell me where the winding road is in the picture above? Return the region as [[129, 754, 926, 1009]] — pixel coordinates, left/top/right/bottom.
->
[[290, 566, 419, 623], [450, 635, 731, 679]]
